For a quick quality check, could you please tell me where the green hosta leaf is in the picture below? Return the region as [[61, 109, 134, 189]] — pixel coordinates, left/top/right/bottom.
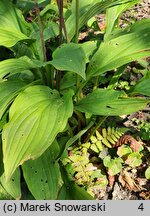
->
[[0, 169, 21, 200], [0, 140, 21, 200], [2, 85, 73, 180], [60, 72, 76, 90], [58, 183, 93, 200], [22, 141, 61, 200], [43, 22, 59, 41], [0, 0, 28, 32], [16, 0, 50, 14], [87, 19, 150, 77], [75, 89, 149, 116], [0, 184, 13, 200], [145, 167, 150, 180], [117, 145, 133, 157], [0, 56, 47, 79], [0, 80, 27, 119], [0, 0, 30, 47], [103, 156, 123, 176], [0, 29, 30, 48], [125, 152, 142, 167], [0, 46, 86, 80], [31, 22, 59, 61], [51, 43, 86, 79], [12, 43, 34, 59], [80, 41, 98, 63], [0, 112, 8, 132], [104, 0, 140, 40]]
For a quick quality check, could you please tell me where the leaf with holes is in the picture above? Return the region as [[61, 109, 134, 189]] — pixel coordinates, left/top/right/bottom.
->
[[87, 19, 150, 77], [75, 88, 149, 116], [2, 85, 73, 180], [58, 183, 93, 200], [0, 169, 21, 200], [0, 139, 21, 200], [22, 141, 60, 200]]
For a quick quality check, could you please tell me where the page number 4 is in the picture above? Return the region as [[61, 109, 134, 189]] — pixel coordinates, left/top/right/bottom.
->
[[138, 203, 144, 211]]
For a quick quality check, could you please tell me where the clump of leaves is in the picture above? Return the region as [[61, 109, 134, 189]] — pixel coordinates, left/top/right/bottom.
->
[[0, 0, 150, 200], [64, 143, 108, 197], [65, 127, 149, 197]]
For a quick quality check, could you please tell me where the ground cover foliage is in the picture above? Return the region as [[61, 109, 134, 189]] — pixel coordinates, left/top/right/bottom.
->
[[0, 0, 149, 200]]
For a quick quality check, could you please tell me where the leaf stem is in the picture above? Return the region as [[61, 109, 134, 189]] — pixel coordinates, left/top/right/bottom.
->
[[75, 0, 80, 101], [56, 0, 64, 90], [93, 76, 100, 90], [75, 0, 79, 44], [74, 110, 86, 127], [34, 0, 47, 62]]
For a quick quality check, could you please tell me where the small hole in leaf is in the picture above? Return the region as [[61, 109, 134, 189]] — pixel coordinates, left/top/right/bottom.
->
[[12, 179, 14, 182], [45, 180, 48, 183], [106, 106, 112, 109], [116, 43, 119, 46], [21, 134, 24, 137], [35, 171, 38, 173], [30, 166, 33, 169], [41, 179, 43, 182]]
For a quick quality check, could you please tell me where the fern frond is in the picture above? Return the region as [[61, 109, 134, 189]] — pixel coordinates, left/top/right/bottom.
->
[[94, 127, 128, 149]]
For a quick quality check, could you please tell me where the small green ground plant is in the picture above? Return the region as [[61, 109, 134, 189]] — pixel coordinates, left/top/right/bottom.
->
[[0, 0, 150, 199], [64, 127, 148, 197]]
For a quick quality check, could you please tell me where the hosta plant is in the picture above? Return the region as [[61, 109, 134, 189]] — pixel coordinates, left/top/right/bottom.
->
[[0, 0, 150, 199]]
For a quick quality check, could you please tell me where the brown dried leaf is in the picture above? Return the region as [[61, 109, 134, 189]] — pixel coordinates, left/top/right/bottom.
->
[[119, 170, 144, 192], [116, 135, 142, 152], [108, 174, 115, 188], [139, 191, 150, 200]]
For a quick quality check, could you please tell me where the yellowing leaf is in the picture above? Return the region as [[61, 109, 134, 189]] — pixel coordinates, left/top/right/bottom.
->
[[125, 152, 142, 167]]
